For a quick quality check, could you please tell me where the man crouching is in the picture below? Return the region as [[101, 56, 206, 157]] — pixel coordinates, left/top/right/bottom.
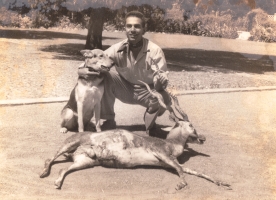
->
[[78, 11, 170, 135]]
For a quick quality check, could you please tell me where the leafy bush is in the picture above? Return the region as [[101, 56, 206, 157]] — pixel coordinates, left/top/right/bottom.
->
[[18, 15, 33, 28], [251, 25, 276, 42], [189, 14, 241, 39], [1, 4, 276, 43], [0, 7, 32, 28], [27, 10, 51, 28], [245, 8, 276, 42], [54, 16, 84, 30], [0, 7, 21, 27], [55, 16, 71, 29]]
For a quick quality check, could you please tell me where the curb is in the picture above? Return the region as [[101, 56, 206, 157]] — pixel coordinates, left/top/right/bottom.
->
[[1, 86, 276, 107], [0, 96, 69, 106], [176, 86, 276, 96]]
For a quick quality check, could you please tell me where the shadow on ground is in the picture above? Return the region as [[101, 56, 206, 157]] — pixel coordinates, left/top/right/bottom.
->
[[5, 28, 273, 74], [40, 42, 275, 73], [0, 29, 118, 41], [177, 148, 210, 164], [40, 43, 111, 61], [3, 29, 276, 74], [164, 48, 275, 74]]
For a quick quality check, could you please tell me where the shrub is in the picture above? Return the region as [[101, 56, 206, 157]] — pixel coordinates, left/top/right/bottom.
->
[[54, 16, 84, 30], [25, 10, 51, 28], [245, 8, 276, 42], [189, 13, 241, 39], [0, 7, 32, 28], [18, 15, 32, 28], [251, 25, 276, 42], [0, 7, 21, 27]]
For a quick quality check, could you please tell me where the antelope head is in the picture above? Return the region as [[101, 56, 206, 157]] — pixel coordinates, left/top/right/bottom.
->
[[164, 114, 206, 146]]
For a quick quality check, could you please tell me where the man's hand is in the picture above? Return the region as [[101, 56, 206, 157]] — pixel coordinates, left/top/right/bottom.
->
[[153, 71, 169, 91], [78, 63, 99, 76]]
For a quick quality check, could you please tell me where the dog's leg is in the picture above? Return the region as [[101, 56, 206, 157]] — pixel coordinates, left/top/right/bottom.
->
[[94, 101, 101, 132], [60, 108, 78, 133], [77, 101, 84, 132]]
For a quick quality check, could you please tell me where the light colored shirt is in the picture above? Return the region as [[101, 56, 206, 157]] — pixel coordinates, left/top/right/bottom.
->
[[104, 38, 167, 85]]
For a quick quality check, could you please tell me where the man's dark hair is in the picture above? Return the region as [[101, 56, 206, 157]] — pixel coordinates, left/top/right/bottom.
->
[[125, 11, 146, 28]]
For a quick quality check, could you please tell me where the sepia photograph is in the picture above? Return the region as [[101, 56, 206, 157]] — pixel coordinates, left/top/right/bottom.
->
[[0, 0, 276, 199]]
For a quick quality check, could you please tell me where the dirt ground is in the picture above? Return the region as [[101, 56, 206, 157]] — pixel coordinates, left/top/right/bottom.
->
[[1, 91, 276, 200], [0, 28, 276, 200]]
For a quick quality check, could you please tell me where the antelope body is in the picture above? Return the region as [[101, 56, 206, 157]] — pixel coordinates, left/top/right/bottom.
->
[[40, 119, 231, 191]]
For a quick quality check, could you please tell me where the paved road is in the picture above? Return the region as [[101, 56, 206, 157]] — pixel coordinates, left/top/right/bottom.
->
[[0, 89, 275, 199]]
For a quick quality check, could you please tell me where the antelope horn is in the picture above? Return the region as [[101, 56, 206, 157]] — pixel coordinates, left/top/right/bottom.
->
[[138, 80, 167, 110], [169, 113, 179, 123], [170, 94, 189, 121]]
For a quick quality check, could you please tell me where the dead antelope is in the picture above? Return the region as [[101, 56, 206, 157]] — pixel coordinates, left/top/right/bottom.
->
[[40, 116, 231, 191]]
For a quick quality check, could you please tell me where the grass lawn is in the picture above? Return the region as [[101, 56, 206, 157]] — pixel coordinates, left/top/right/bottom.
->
[[0, 27, 276, 100]]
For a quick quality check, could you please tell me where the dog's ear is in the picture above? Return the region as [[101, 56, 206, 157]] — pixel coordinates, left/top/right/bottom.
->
[[80, 50, 92, 57]]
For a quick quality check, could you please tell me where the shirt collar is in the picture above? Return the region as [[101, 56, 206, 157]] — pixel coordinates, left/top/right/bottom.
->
[[117, 41, 129, 53], [117, 38, 146, 53], [116, 38, 150, 62]]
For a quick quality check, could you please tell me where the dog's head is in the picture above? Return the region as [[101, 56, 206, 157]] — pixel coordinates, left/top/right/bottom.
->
[[80, 49, 114, 75]]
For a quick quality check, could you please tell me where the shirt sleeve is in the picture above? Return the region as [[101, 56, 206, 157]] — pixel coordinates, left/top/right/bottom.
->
[[104, 46, 116, 61], [150, 47, 167, 72], [150, 46, 168, 91]]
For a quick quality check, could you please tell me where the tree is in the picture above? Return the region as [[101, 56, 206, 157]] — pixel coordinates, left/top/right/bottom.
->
[[61, 0, 176, 49], [85, 7, 114, 49], [2, 0, 275, 48]]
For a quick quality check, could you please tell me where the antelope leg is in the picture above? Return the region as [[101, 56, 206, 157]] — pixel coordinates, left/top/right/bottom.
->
[[181, 166, 232, 190]]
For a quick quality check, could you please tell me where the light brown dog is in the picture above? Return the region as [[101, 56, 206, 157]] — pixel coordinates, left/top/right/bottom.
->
[[60, 49, 114, 133]]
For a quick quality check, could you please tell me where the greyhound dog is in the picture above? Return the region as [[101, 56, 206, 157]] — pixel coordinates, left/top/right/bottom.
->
[[60, 49, 114, 133], [40, 115, 231, 191]]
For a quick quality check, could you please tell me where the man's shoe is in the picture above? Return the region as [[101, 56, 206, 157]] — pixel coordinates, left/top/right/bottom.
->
[[101, 119, 116, 130]]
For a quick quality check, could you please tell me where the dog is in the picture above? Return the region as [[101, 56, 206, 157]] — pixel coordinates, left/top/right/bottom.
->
[[60, 49, 114, 133]]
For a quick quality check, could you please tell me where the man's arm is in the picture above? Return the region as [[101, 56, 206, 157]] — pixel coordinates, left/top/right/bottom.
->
[[77, 62, 99, 76], [153, 70, 169, 91], [150, 48, 169, 91]]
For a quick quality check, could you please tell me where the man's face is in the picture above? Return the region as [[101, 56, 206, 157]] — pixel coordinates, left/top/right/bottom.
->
[[125, 16, 145, 45]]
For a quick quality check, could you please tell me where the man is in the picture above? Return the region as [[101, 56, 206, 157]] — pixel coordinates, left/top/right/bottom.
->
[[78, 11, 170, 134]]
